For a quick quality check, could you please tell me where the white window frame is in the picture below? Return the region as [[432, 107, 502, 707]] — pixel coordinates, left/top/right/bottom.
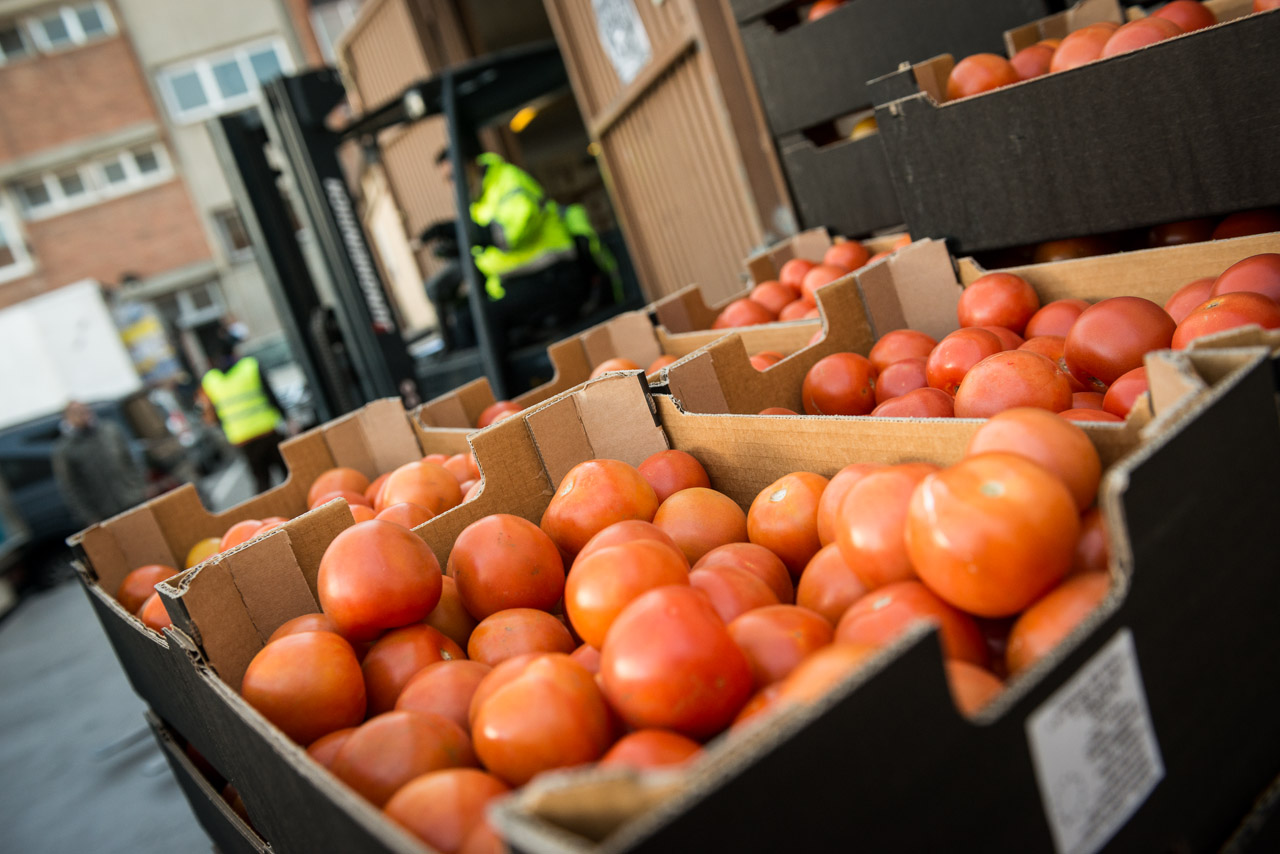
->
[[12, 143, 174, 220], [156, 39, 295, 125], [0, 21, 35, 65], [310, 0, 363, 64], [22, 2, 116, 54], [211, 207, 255, 263], [0, 203, 35, 284]]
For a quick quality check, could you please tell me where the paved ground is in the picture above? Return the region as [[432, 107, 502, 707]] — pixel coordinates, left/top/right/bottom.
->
[[0, 459, 256, 853]]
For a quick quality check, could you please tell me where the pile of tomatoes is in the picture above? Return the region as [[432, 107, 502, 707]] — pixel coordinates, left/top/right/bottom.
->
[[756, 252, 1280, 421], [231, 417, 1115, 851]]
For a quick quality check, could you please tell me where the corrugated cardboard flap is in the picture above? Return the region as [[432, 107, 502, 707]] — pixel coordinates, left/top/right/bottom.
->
[[418, 377, 494, 429], [652, 286, 722, 336], [580, 311, 664, 371], [744, 227, 832, 285]]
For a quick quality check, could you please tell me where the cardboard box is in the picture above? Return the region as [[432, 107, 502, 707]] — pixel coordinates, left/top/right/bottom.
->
[[70, 397, 457, 739], [869, 1, 1278, 254], [144, 711, 270, 854], [778, 131, 903, 238], [738, 0, 1052, 137], [495, 345, 1280, 854]]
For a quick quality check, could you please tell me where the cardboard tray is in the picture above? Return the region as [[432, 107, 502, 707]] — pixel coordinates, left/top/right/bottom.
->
[[123, 340, 1273, 854], [666, 231, 1280, 416], [496, 345, 1280, 853], [738, 0, 1052, 137], [868, 1, 1279, 254], [144, 711, 270, 854], [778, 130, 903, 239], [69, 397, 457, 738]]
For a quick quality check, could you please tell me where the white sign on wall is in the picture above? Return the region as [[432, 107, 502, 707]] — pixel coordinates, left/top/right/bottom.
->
[[591, 0, 653, 85]]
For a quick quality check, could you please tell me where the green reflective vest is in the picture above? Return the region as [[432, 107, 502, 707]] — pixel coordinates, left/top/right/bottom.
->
[[201, 357, 281, 445]]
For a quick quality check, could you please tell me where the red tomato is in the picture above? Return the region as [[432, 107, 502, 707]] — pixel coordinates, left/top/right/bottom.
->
[[306, 728, 355, 770], [779, 258, 816, 291], [926, 328, 1003, 395], [1071, 391, 1106, 411], [815, 463, 884, 546], [637, 449, 711, 504], [728, 605, 834, 688], [1172, 292, 1280, 348], [979, 326, 1026, 351], [1059, 409, 1124, 423], [477, 401, 521, 429], [241, 632, 366, 745], [759, 406, 799, 415], [868, 329, 938, 373], [1211, 253, 1280, 303], [317, 520, 443, 642], [965, 408, 1101, 511], [824, 241, 870, 272], [778, 300, 812, 321], [795, 543, 868, 625], [1103, 367, 1149, 418], [467, 608, 576, 666], [1025, 298, 1090, 338], [906, 453, 1080, 617], [1147, 217, 1216, 247], [748, 281, 795, 317], [694, 542, 795, 604], [1153, 0, 1216, 31], [713, 299, 775, 329], [773, 643, 879, 707], [946, 54, 1020, 100], [573, 519, 686, 568], [957, 273, 1040, 334], [647, 355, 678, 376], [802, 352, 877, 415], [874, 357, 929, 404], [654, 487, 748, 564], [381, 461, 462, 516], [871, 387, 956, 418], [448, 514, 566, 619], [599, 730, 704, 770], [953, 351, 1073, 418], [1007, 572, 1111, 676], [384, 769, 509, 854], [1101, 17, 1182, 58], [219, 519, 263, 552], [1050, 22, 1120, 73], [1017, 335, 1086, 393], [1212, 208, 1280, 240], [946, 661, 1004, 717], [396, 659, 492, 735], [330, 710, 475, 807], [1032, 236, 1114, 264], [138, 593, 172, 634], [565, 539, 690, 649], [836, 581, 989, 666], [835, 463, 939, 589], [808, 0, 847, 21], [116, 564, 177, 614], [362, 624, 465, 715], [1063, 297, 1175, 390], [689, 565, 780, 623], [800, 264, 851, 305], [589, 358, 641, 380], [747, 471, 829, 577], [1010, 43, 1054, 80], [1163, 278, 1216, 324], [308, 467, 371, 508], [424, 576, 478, 651], [570, 643, 601, 674], [1074, 507, 1111, 575], [600, 586, 753, 739], [540, 459, 659, 559]]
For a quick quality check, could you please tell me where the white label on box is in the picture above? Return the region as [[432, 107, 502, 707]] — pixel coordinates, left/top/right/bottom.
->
[[1026, 628, 1164, 854], [591, 0, 651, 85]]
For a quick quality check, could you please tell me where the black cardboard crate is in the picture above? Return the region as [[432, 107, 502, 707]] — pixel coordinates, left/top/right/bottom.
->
[[739, 0, 1051, 137], [868, 6, 1280, 254], [728, 0, 788, 24], [779, 131, 903, 237]]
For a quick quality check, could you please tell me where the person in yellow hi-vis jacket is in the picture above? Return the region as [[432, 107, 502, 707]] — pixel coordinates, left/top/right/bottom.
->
[[197, 324, 288, 493]]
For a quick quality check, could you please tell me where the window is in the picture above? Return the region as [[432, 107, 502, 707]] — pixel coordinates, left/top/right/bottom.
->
[[213, 208, 253, 260], [0, 24, 32, 62], [22, 3, 115, 53], [0, 206, 34, 283], [9, 143, 173, 220], [310, 0, 363, 64], [156, 41, 294, 124]]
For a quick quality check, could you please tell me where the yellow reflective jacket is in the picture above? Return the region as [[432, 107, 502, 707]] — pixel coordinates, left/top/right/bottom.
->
[[201, 357, 281, 445]]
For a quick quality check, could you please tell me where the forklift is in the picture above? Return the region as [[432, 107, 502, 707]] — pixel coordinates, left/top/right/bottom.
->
[[213, 42, 641, 420]]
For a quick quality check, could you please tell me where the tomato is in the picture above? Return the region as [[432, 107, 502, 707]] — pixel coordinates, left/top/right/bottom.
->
[[1212, 208, 1280, 240], [1007, 572, 1111, 676], [926, 328, 1003, 395], [637, 449, 711, 504], [138, 592, 172, 634], [365, 472, 391, 508], [748, 281, 795, 317], [423, 576, 478, 651], [116, 564, 177, 614], [1063, 296, 1175, 390], [759, 406, 799, 415], [396, 659, 492, 734], [800, 264, 849, 305], [713, 299, 775, 329], [467, 654, 542, 730], [442, 454, 477, 485], [689, 565, 779, 623], [466, 608, 575, 666], [472, 653, 613, 785], [1073, 507, 1111, 575], [599, 730, 704, 770], [380, 460, 463, 517], [869, 329, 937, 373], [1163, 277, 1216, 324], [308, 467, 371, 508], [945, 54, 1019, 100], [1148, 218, 1216, 247], [979, 326, 1026, 351], [375, 502, 434, 530], [1017, 335, 1086, 393], [541, 459, 659, 559], [348, 505, 377, 523], [266, 612, 341, 644], [331, 710, 475, 807], [779, 258, 816, 292], [953, 351, 1073, 417], [565, 540, 691, 648], [835, 463, 939, 589], [306, 727, 355, 770], [795, 543, 868, 625], [1059, 408, 1124, 423], [1103, 367, 1149, 418], [728, 605, 833, 688], [873, 357, 929, 404], [476, 400, 521, 429], [647, 355, 678, 376], [459, 822, 505, 854], [906, 453, 1080, 617], [362, 624, 465, 715], [185, 537, 221, 568], [824, 241, 870, 272], [254, 517, 288, 537], [835, 581, 989, 666], [871, 387, 956, 418], [1071, 391, 1105, 411], [573, 519, 686, 568], [1172, 292, 1280, 348], [1024, 298, 1090, 338], [750, 351, 784, 371], [747, 472, 828, 577], [1101, 17, 1182, 58], [957, 273, 1040, 334], [384, 768, 510, 854], [241, 631, 366, 745], [945, 661, 1004, 717], [570, 643, 601, 674], [1049, 22, 1120, 73], [773, 643, 878, 707], [600, 586, 753, 739], [1152, 0, 1216, 31], [694, 542, 795, 604], [808, 0, 847, 21], [463, 480, 483, 503], [802, 352, 876, 415], [653, 487, 748, 564], [965, 408, 1101, 511], [1211, 253, 1280, 303], [731, 683, 783, 731], [219, 519, 263, 551], [317, 520, 442, 641], [589, 357, 641, 379], [815, 463, 883, 546], [1010, 42, 1054, 80], [447, 514, 565, 620], [777, 300, 812, 321]]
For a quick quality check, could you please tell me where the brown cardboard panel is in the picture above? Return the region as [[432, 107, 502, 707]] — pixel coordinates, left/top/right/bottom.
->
[[571, 375, 668, 471], [744, 227, 832, 285], [651, 286, 724, 336], [356, 398, 428, 476], [81, 504, 175, 592], [416, 377, 488, 429]]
